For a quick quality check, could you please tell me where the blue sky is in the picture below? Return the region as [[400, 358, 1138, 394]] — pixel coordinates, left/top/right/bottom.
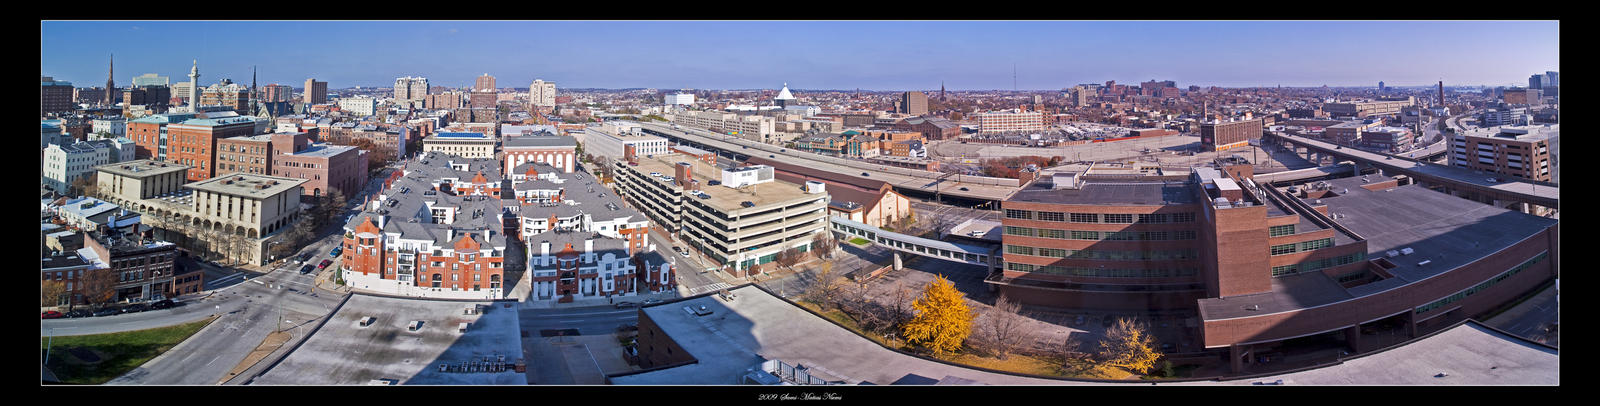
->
[[41, 20, 1559, 91]]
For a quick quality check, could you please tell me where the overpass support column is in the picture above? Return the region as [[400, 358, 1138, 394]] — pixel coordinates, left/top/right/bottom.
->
[[1405, 310, 1419, 339], [893, 251, 903, 271], [1229, 344, 1252, 373], [1345, 325, 1363, 354]]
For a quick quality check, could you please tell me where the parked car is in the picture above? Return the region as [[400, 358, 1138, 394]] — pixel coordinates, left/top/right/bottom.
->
[[299, 252, 314, 262], [42, 311, 65, 319], [679, 249, 690, 257], [318, 259, 333, 269], [301, 264, 316, 274], [124, 303, 149, 313], [329, 247, 343, 257], [67, 309, 93, 318], [641, 298, 663, 305], [614, 301, 639, 309], [93, 308, 122, 317], [152, 299, 175, 310], [959, 187, 969, 191]]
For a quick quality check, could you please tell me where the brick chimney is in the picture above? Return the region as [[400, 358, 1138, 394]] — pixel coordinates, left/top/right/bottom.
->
[[624, 144, 637, 165]]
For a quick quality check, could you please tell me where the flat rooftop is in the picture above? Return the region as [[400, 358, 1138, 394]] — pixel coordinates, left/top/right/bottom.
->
[[1457, 124, 1558, 143], [184, 173, 306, 199], [1186, 321, 1557, 385], [611, 285, 1085, 385], [96, 160, 191, 178], [1009, 179, 1196, 206], [1308, 176, 1555, 283], [251, 294, 524, 385], [1199, 177, 1556, 321], [632, 153, 823, 214]]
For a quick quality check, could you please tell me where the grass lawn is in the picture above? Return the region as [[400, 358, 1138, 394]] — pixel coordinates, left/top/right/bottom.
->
[[848, 237, 872, 246], [42, 316, 217, 384], [796, 300, 1140, 380]]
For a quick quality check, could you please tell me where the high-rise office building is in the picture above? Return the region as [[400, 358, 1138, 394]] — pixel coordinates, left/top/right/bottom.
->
[[262, 84, 293, 103], [900, 91, 928, 115], [474, 74, 496, 92], [42, 76, 75, 115], [528, 79, 556, 108], [304, 78, 328, 105]]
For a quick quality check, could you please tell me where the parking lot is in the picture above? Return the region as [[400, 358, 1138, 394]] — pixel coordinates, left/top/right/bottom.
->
[[251, 294, 524, 385]]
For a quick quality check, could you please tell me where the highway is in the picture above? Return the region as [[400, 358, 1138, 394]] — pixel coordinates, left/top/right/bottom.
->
[[1267, 130, 1558, 208], [634, 121, 1019, 202]]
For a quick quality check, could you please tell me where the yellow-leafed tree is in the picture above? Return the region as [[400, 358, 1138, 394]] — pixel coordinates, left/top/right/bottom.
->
[[1099, 317, 1161, 373], [901, 275, 976, 356]]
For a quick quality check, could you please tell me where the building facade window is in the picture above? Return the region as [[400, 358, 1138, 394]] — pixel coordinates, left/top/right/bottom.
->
[[1269, 225, 1296, 237]]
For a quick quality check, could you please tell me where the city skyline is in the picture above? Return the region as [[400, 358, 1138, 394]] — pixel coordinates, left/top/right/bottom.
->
[[43, 20, 1558, 91]]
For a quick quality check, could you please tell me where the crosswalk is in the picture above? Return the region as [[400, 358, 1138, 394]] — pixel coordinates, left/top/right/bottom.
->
[[687, 282, 734, 296]]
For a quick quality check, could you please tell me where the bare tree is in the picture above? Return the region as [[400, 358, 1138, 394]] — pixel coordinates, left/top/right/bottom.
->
[[811, 232, 836, 260], [803, 261, 842, 308], [775, 248, 803, 270], [887, 281, 914, 329], [42, 280, 68, 308], [79, 268, 119, 309], [978, 295, 1030, 360]]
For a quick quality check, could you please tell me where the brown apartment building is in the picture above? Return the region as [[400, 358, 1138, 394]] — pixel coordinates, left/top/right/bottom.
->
[[1449, 125, 1555, 182], [1200, 118, 1263, 151], [895, 117, 961, 140]]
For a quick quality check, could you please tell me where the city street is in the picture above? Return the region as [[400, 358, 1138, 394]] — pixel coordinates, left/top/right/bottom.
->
[[47, 166, 398, 385], [517, 305, 641, 384]]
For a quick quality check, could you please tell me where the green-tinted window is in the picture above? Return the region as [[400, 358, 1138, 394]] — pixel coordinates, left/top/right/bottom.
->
[[1038, 229, 1067, 239], [1269, 225, 1296, 237], [1172, 212, 1196, 223], [1103, 214, 1134, 224], [1006, 245, 1035, 256], [1271, 264, 1299, 276], [1037, 212, 1065, 222], [1037, 248, 1070, 258], [1299, 238, 1334, 251], [1070, 230, 1100, 240], [1270, 243, 1298, 256], [1069, 213, 1099, 223], [1004, 226, 1034, 237], [1138, 214, 1168, 224], [1004, 209, 1034, 220]]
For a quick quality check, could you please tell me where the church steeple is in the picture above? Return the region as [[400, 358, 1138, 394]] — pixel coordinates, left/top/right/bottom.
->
[[105, 54, 115, 106]]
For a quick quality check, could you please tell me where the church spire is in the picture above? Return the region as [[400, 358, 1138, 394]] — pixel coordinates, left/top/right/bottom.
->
[[105, 54, 115, 106]]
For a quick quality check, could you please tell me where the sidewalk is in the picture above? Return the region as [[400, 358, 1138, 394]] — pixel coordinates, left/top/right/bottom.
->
[[515, 290, 684, 310]]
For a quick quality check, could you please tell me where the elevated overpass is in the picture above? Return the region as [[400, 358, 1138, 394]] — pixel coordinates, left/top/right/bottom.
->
[[829, 217, 999, 272], [634, 122, 1018, 206], [1263, 131, 1557, 215]]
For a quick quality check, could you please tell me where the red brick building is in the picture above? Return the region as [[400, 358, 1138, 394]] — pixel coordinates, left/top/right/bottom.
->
[[340, 154, 509, 298], [165, 116, 257, 181], [997, 166, 1558, 372]]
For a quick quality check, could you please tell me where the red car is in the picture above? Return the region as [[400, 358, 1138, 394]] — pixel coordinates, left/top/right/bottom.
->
[[317, 259, 333, 269], [41, 311, 65, 319]]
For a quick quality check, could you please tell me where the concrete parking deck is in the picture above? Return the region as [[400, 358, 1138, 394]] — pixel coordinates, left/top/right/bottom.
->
[[1188, 321, 1557, 385], [251, 294, 523, 385]]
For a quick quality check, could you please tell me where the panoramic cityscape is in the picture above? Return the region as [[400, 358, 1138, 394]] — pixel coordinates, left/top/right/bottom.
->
[[40, 20, 1558, 388]]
